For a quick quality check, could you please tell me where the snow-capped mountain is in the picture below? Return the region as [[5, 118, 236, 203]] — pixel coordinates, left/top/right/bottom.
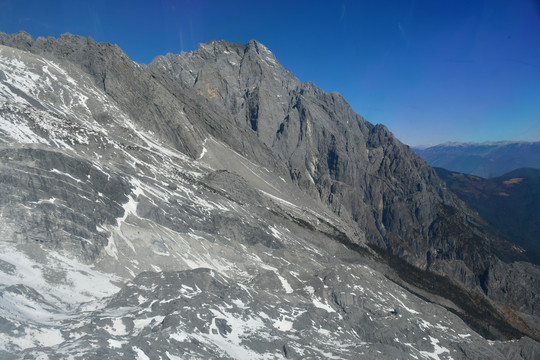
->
[[0, 31, 539, 359]]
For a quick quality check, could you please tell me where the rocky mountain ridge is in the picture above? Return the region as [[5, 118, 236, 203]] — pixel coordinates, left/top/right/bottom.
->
[[0, 31, 539, 358], [150, 38, 540, 333]]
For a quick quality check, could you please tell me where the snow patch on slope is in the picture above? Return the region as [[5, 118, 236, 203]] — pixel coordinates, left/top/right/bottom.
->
[[0, 244, 120, 315]]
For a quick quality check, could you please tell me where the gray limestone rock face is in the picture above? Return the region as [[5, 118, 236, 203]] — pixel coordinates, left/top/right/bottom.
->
[[0, 147, 130, 262], [484, 260, 540, 319], [149, 40, 494, 268], [12, 267, 540, 359], [150, 37, 538, 337], [0, 31, 539, 357]]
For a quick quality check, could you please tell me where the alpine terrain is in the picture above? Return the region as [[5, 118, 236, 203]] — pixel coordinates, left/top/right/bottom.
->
[[0, 31, 539, 359], [434, 167, 540, 266]]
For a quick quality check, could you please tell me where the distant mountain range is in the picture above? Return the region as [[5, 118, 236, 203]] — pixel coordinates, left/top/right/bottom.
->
[[414, 141, 540, 178], [435, 167, 540, 265]]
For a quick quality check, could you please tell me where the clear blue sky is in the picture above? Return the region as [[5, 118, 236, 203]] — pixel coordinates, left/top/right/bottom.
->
[[1, 0, 539, 146]]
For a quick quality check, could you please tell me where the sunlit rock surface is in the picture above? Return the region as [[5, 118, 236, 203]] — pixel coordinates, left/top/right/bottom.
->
[[0, 32, 539, 358]]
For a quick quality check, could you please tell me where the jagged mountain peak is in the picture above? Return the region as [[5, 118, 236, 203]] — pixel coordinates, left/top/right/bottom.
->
[[191, 38, 276, 59], [192, 39, 244, 58], [0, 30, 34, 50], [1, 31, 540, 357], [244, 39, 279, 60], [0, 31, 129, 60], [151, 37, 289, 95], [149, 39, 538, 344]]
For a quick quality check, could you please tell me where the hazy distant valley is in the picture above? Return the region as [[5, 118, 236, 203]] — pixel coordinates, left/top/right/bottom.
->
[[414, 141, 540, 178], [413, 142, 540, 265]]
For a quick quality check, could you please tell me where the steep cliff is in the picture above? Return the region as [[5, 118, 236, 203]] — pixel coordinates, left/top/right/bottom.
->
[[0, 31, 539, 357], [150, 39, 539, 337]]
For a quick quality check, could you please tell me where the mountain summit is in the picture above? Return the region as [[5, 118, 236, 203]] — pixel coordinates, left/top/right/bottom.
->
[[0, 32, 539, 358]]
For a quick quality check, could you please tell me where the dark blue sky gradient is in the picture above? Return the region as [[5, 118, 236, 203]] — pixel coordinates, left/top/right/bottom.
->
[[1, 0, 539, 145]]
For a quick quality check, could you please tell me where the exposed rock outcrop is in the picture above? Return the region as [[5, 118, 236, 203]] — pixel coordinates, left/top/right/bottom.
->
[[0, 31, 539, 357]]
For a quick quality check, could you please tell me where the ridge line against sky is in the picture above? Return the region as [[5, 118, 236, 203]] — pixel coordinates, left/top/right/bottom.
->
[[1, 0, 539, 146]]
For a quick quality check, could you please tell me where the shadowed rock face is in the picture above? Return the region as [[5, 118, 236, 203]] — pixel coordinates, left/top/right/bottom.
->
[[150, 39, 538, 317], [435, 167, 540, 265], [150, 41, 451, 253], [0, 147, 130, 262], [0, 31, 539, 357]]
